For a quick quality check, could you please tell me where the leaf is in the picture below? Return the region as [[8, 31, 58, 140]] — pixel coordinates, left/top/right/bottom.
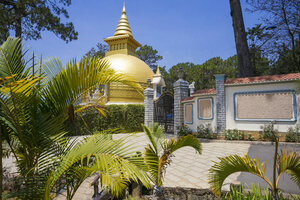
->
[[277, 148, 300, 188], [208, 154, 272, 197], [143, 124, 202, 187], [45, 133, 151, 199]]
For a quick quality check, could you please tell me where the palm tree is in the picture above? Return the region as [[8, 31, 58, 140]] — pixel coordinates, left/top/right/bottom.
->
[[142, 123, 202, 198], [44, 133, 151, 199], [208, 131, 300, 200], [0, 37, 146, 199]]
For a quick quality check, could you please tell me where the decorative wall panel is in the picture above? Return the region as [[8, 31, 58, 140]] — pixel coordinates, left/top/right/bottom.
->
[[235, 90, 295, 120], [198, 98, 213, 119], [185, 104, 193, 124]]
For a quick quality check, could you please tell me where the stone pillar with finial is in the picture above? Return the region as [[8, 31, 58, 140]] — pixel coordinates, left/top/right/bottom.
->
[[173, 66, 189, 134], [189, 81, 195, 96], [144, 77, 154, 126]]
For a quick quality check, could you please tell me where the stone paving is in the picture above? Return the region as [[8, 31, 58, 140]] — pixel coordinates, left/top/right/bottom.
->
[[4, 133, 300, 200]]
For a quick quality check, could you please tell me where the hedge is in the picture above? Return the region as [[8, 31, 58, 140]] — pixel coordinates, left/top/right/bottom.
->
[[65, 104, 144, 136]]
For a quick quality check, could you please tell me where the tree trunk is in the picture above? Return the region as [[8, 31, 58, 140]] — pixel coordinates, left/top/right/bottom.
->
[[15, 9, 22, 56], [15, 12, 22, 61], [272, 191, 280, 200], [131, 182, 142, 199], [272, 136, 279, 200], [229, 0, 253, 77], [153, 185, 163, 200], [15, 16, 22, 38]]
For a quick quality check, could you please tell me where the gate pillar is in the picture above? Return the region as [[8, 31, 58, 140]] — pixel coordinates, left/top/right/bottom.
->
[[173, 67, 189, 135], [144, 78, 154, 126], [214, 74, 226, 133]]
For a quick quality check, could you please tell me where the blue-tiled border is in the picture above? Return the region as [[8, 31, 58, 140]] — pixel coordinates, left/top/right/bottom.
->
[[185, 103, 193, 124], [197, 97, 214, 120], [233, 89, 297, 122]]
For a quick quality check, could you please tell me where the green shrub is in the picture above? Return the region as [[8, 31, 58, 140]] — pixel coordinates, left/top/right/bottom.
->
[[261, 122, 278, 141], [224, 129, 245, 140], [197, 123, 214, 139], [247, 133, 255, 141], [177, 125, 193, 137], [125, 104, 145, 132], [225, 183, 292, 200], [124, 196, 139, 200], [65, 104, 144, 135], [286, 127, 300, 142]]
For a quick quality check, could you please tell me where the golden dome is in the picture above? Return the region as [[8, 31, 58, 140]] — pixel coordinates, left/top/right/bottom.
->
[[101, 4, 154, 104], [104, 54, 154, 83]]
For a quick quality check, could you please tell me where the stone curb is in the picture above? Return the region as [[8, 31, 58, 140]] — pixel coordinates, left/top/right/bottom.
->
[[199, 138, 300, 147]]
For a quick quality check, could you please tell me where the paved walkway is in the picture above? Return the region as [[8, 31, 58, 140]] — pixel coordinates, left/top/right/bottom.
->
[[56, 133, 300, 199], [3, 133, 300, 199]]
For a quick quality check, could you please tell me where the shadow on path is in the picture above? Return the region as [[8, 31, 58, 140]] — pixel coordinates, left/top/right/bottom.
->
[[237, 143, 300, 194]]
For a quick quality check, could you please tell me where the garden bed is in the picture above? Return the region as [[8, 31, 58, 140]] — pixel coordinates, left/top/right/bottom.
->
[[139, 187, 220, 200], [138, 186, 300, 200]]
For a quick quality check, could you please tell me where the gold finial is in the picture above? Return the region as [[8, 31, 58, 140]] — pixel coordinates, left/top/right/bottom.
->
[[114, 3, 133, 37], [122, 2, 126, 13], [156, 65, 161, 75]]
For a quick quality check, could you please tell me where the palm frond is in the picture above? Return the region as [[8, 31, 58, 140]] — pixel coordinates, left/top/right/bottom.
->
[[0, 37, 31, 80], [156, 135, 201, 186], [143, 123, 165, 153], [144, 144, 160, 185], [162, 135, 202, 155], [45, 134, 151, 199], [142, 124, 158, 154], [0, 76, 41, 96], [41, 57, 64, 82], [75, 98, 108, 118], [64, 166, 91, 200], [277, 149, 300, 188], [143, 124, 202, 187], [208, 154, 272, 197]]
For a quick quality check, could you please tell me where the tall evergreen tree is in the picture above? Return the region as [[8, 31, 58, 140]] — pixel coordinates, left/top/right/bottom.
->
[[247, 24, 271, 76], [136, 45, 163, 71], [84, 43, 108, 58], [0, 0, 78, 42], [246, 0, 300, 72]]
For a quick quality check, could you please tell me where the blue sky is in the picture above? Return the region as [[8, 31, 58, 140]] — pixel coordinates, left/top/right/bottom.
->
[[25, 0, 261, 70]]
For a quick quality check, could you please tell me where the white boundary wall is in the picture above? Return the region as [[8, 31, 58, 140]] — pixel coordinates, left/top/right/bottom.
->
[[183, 80, 299, 133], [226, 81, 300, 132], [183, 95, 217, 132]]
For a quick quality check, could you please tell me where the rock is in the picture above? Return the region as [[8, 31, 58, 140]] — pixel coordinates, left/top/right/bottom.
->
[[141, 187, 220, 200]]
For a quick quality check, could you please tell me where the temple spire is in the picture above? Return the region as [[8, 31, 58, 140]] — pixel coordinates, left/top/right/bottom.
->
[[122, 2, 126, 13], [114, 3, 133, 37], [104, 4, 141, 57], [156, 65, 161, 75]]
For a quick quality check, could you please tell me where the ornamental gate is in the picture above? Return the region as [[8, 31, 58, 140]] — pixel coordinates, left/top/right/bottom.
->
[[154, 92, 174, 133]]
